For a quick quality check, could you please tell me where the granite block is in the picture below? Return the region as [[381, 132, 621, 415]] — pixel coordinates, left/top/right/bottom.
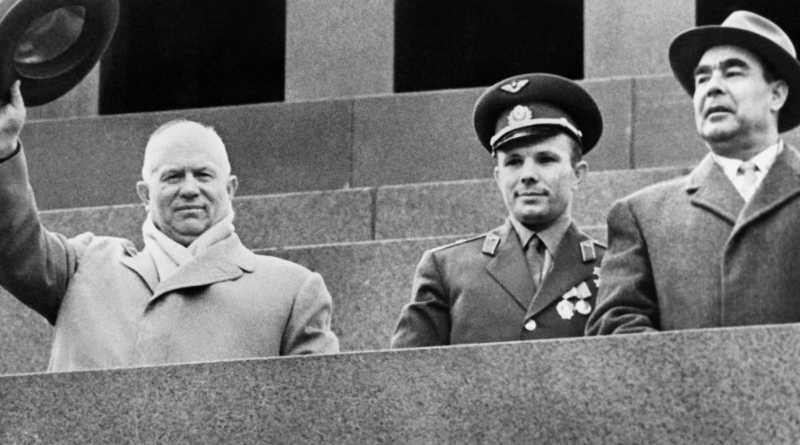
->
[[352, 79, 637, 189], [3, 325, 800, 443], [37, 188, 375, 250], [581, 77, 634, 171], [375, 167, 690, 240], [286, 0, 394, 101], [0, 288, 52, 375], [264, 236, 461, 352], [21, 99, 354, 210], [585, 0, 694, 78], [352, 88, 493, 188], [633, 75, 707, 168]]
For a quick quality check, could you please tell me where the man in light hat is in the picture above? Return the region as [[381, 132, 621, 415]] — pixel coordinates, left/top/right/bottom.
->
[[0, 81, 339, 372], [587, 11, 800, 335], [391, 73, 606, 347]]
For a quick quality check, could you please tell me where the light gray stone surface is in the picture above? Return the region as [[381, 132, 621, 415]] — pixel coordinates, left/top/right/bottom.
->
[[38, 188, 374, 250], [633, 75, 706, 168], [22, 99, 354, 210], [286, 0, 394, 101], [585, 0, 694, 78], [3, 324, 800, 444], [375, 167, 690, 240]]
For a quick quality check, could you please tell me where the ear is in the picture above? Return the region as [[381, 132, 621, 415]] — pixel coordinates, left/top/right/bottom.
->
[[770, 79, 789, 113], [136, 181, 151, 209], [493, 164, 501, 188], [573, 160, 588, 189], [227, 175, 239, 198]]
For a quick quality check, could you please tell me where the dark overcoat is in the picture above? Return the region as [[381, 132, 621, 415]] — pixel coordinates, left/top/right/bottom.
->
[[391, 220, 604, 347], [587, 146, 800, 334]]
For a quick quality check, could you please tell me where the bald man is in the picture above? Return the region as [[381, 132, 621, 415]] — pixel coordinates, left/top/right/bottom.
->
[[0, 82, 339, 372]]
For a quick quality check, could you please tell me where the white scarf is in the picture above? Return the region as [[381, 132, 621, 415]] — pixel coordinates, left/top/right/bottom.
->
[[142, 210, 235, 282]]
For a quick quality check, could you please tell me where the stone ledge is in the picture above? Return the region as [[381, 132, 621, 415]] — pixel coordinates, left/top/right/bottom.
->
[[2, 324, 800, 444]]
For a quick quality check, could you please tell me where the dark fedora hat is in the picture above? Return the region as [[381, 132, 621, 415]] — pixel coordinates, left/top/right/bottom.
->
[[473, 73, 603, 155], [669, 10, 800, 133], [0, 0, 119, 106]]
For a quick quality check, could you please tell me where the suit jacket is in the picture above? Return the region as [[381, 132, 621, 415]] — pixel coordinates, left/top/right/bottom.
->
[[0, 149, 339, 372], [587, 146, 800, 335], [391, 219, 605, 347]]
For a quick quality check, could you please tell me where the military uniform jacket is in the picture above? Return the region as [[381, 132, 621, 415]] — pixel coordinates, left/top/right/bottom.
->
[[587, 146, 800, 334], [391, 219, 604, 347], [0, 149, 339, 372]]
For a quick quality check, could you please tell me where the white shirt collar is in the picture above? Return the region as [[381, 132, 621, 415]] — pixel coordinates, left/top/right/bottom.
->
[[712, 140, 783, 200]]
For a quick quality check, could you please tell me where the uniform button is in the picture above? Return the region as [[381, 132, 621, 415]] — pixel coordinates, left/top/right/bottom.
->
[[524, 320, 537, 331]]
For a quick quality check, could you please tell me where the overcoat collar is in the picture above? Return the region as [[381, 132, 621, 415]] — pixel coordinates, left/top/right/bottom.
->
[[484, 220, 535, 310], [525, 223, 597, 319], [685, 154, 744, 224], [120, 233, 257, 302], [733, 144, 800, 235], [685, 146, 800, 231]]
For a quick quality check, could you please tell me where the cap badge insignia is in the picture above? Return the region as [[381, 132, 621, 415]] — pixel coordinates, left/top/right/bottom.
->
[[500, 79, 529, 93], [508, 105, 532, 125]]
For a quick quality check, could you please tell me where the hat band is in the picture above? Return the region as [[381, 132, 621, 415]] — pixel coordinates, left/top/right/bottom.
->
[[489, 118, 583, 149]]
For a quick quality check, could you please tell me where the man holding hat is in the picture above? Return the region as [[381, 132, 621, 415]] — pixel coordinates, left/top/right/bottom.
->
[[587, 11, 800, 335], [391, 73, 606, 347], [0, 81, 339, 371]]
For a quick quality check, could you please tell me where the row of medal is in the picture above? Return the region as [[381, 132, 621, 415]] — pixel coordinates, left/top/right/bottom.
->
[[557, 281, 592, 320]]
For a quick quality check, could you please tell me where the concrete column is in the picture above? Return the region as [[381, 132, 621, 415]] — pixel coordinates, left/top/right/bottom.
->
[[584, 0, 695, 78], [286, 0, 394, 101]]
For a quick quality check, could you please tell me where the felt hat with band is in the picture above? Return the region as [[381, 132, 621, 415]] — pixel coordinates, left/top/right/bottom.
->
[[669, 10, 800, 133], [473, 73, 603, 155], [0, 0, 119, 106]]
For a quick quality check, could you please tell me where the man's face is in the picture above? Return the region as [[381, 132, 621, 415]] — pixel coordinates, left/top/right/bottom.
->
[[136, 123, 238, 246], [693, 45, 786, 155], [494, 133, 587, 231]]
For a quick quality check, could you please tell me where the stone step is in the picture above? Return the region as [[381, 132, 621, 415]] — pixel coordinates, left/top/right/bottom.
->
[[23, 74, 790, 211], [1, 324, 798, 443], [40, 166, 689, 250]]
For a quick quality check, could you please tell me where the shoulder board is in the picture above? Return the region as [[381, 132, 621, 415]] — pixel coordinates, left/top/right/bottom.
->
[[581, 239, 608, 263], [430, 234, 488, 253]]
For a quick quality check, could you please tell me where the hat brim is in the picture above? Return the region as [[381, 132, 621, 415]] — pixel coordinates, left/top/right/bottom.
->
[[473, 73, 603, 154], [0, 0, 119, 107], [669, 26, 800, 133]]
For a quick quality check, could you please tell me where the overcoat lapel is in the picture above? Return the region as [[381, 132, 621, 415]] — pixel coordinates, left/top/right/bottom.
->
[[120, 248, 158, 293], [152, 235, 256, 301], [525, 224, 595, 319], [485, 221, 536, 310], [732, 146, 800, 237], [687, 154, 744, 225]]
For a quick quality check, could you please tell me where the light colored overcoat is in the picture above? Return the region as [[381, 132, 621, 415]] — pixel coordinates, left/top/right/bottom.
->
[[0, 149, 339, 372], [588, 146, 800, 334], [391, 220, 604, 347]]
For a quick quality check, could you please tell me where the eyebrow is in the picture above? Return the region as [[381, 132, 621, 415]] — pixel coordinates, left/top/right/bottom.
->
[[693, 58, 749, 78]]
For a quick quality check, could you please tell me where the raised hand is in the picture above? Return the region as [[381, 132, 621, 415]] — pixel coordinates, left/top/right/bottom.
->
[[0, 80, 26, 158]]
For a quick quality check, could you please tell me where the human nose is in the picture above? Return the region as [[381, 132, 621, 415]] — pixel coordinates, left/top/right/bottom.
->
[[178, 174, 200, 197], [702, 70, 725, 97], [520, 158, 539, 183]]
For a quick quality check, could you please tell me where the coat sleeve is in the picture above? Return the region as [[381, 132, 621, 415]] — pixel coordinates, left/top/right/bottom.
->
[[280, 272, 340, 355], [0, 147, 77, 325], [390, 249, 451, 348], [585, 198, 660, 335]]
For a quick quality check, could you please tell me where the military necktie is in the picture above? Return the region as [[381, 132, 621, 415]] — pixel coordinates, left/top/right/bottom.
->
[[525, 235, 545, 290], [737, 160, 759, 202]]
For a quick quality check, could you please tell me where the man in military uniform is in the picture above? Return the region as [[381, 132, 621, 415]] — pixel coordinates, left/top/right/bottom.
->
[[587, 11, 800, 334], [391, 73, 606, 347]]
